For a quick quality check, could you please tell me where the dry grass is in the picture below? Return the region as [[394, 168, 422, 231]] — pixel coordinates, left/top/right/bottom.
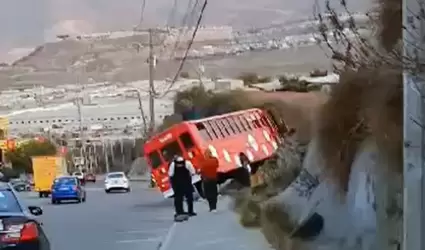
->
[[316, 68, 402, 192], [376, 0, 402, 52], [224, 135, 307, 250]]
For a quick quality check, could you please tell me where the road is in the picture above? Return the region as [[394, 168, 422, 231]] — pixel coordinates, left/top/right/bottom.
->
[[19, 182, 175, 250]]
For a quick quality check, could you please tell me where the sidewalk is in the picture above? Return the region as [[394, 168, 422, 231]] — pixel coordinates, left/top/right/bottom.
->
[[160, 197, 272, 250]]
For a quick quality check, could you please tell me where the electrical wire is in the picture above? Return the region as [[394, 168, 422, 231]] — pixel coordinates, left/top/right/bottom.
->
[[154, 0, 203, 91], [138, 0, 146, 27], [155, 0, 208, 98]]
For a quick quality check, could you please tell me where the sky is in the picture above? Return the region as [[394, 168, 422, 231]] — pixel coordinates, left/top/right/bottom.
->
[[0, 0, 372, 63]]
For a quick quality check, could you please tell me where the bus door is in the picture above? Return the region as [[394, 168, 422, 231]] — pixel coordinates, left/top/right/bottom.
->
[[178, 132, 202, 171]]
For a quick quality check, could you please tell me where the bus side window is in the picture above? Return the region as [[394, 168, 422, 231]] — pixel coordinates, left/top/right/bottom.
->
[[210, 120, 224, 138], [252, 115, 262, 128], [224, 118, 237, 135], [180, 132, 195, 150], [227, 117, 240, 134], [233, 116, 245, 132], [161, 141, 183, 163], [219, 119, 231, 136], [205, 121, 219, 140], [240, 115, 252, 130], [148, 151, 162, 169], [235, 115, 247, 131], [196, 123, 212, 141]]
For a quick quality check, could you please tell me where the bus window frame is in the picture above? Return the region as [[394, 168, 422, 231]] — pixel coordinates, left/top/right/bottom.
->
[[210, 120, 225, 139], [218, 119, 231, 137], [245, 113, 257, 130], [195, 122, 212, 141], [251, 113, 262, 129], [239, 114, 251, 131], [205, 121, 219, 140], [224, 118, 237, 135], [232, 115, 245, 132]]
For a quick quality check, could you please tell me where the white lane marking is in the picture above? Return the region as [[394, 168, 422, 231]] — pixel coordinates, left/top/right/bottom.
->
[[116, 228, 169, 234], [157, 223, 177, 250], [195, 237, 235, 247], [115, 237, 161, 244]]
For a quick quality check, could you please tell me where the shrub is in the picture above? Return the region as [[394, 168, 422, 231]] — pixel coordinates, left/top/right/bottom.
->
[[258, 76, 272, 83], [180, 71, 190, 78], [238, 72, 259, 85]]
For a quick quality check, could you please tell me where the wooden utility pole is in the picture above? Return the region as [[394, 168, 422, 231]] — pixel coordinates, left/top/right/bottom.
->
[[148, 28, 156, 135], [148, 28, 156, 188], [403, 0, 425, 250]]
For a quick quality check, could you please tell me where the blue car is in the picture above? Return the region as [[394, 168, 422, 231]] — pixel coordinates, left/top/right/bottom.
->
[[51, 176, 86, 204]]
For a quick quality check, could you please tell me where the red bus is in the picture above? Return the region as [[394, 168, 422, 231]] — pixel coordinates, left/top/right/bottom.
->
[[143, 108, 284, 198]]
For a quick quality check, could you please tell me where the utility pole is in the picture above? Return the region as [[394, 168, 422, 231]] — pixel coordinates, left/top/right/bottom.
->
[[403, 0, 425, 250], [76, 97, 84, 173], [148, 28, 157, 188], [148, 28, 156, 135]]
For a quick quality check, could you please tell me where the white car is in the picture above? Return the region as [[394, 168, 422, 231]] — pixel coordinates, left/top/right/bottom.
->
[[72, 172, 84, 181], [104, 172, 130, 193]]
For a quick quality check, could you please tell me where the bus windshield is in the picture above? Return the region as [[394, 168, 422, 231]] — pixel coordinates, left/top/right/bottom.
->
[[161, 141, 183, 163]]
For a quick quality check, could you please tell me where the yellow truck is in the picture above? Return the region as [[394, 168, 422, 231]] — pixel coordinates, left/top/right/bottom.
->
[[32, 156, 68, 198]]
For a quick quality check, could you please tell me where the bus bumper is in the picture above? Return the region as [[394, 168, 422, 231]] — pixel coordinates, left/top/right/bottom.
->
[[163, 189, 174, 198]]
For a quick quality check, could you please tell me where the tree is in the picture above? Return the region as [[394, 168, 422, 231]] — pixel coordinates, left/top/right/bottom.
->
[[5, 140, 57, 173]]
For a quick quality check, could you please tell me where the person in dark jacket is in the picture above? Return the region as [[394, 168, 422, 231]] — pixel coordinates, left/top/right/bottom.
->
[[168, 156, 197, 218], [238, 153, 252, 187]]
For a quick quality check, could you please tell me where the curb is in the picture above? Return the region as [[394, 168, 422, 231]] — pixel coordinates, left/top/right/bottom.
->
[[157, 223, 177, 250]]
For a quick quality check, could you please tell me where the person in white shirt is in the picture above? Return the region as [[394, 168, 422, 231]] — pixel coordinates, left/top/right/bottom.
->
[[168, 155, 197, 219]]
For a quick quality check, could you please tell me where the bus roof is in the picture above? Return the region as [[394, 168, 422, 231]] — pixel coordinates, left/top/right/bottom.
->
[[187, 108, 262, 124], [144, 108, 263, 150]]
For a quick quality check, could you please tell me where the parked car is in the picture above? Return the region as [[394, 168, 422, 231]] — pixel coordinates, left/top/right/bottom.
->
[[10, 179, 31, 192], [51, 176, 86, 204], [104, 172, 130, 193], [0, 181, 50, 250], [72, 172, 85, 185], [84, 173, 96, 183]]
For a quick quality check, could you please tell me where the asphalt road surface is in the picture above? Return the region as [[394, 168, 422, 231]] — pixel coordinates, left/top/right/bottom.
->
[[18, 182, 175, 250]]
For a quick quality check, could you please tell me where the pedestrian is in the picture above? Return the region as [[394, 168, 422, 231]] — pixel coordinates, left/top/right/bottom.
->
[[238, 153, 252, 188], [200, 149, 219, 212], [168, 155, 197, 220]]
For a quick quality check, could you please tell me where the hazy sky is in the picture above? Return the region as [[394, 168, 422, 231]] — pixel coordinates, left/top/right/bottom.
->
[[0, 0, 371, 62]]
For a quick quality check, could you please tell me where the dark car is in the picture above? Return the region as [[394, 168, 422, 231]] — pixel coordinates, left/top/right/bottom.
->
[[9, 180, 31, 193], [84, 173, 96, 183], [0, 182, 50, 250]]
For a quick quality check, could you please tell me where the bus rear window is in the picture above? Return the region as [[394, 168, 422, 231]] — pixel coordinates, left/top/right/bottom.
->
[[161, 141, 183, 163], [148, 151, 162, 169]]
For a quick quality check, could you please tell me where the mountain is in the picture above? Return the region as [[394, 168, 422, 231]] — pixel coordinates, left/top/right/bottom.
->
[[0, 0, 372, 62]]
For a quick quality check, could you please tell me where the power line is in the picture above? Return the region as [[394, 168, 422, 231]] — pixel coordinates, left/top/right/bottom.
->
[[156, 0, 208, 99], [138, 0, 146, 26]]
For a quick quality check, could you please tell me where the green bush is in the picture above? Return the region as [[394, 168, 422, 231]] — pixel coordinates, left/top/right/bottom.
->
[[5, 140, 57, 173]]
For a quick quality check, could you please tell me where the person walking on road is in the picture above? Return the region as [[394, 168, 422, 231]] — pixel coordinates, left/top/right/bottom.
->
[[200, 149, 219, 212], [168, 155, 197, 220]]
